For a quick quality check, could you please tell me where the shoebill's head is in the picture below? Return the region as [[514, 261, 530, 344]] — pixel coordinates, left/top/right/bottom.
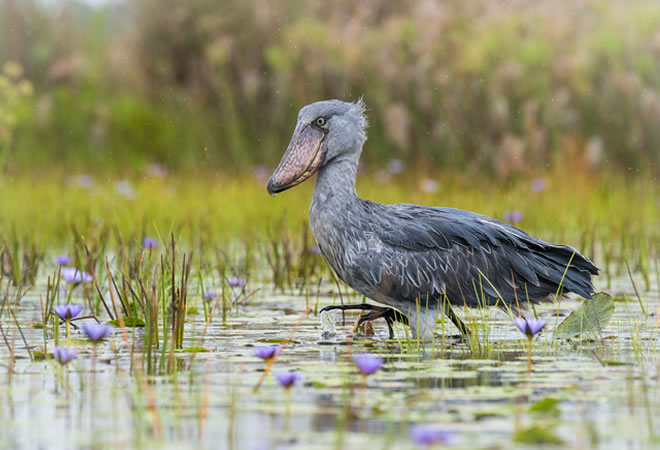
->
[[267, 99, 367, 195]]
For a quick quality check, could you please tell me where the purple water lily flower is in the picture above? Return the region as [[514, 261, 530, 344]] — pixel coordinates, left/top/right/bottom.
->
[[146, 163, 167, 178], [227, 277, 245, 288], [204, 292, 217, 302], [421, 178, 439, 193], [52, 347, 76, 365], [53, 304, 83, 320], [531, 178, 545, 192], [504, 211, 523, 224], [69, 174, 95, 189], [82, 323, 113, 343], [410, 425, 452, 446], [55, 255, 72, 266], [275, 372, 302, 389], [143, 237, 158, 249], [353, 353, 384, 376], [387, 158, 405, 174], [514, 317, 547, 339], [115, 180, 136, 199], [253, 345, 280, 360], [61, 267, 93, 285]]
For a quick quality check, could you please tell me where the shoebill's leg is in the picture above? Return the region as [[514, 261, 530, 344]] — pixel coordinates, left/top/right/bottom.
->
[[356, 307, 409, 338], [320, 304, 408, 338], [320, 304, 380, 326], [443, 302, 470, 339]]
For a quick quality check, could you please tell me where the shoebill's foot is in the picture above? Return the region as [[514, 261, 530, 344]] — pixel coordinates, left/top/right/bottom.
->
[[319, 304, 408, 338]]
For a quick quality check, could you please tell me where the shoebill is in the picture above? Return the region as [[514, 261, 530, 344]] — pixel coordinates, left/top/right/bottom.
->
[[267, 99, 598, 339]]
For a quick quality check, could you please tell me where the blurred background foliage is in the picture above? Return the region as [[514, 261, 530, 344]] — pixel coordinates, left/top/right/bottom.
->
[[1, 0, 659, 178]]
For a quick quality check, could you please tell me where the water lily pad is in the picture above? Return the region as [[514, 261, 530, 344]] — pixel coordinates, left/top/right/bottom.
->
[[601, 360, 630, 366], [257, 338, 300, 344], [108, 317, 145, 327], [554, 293, 614, 339], [529, 397, 561, 415], [181, 347, 209, 353], [474, 410, 507, 420], [513, 425, 564, 445]]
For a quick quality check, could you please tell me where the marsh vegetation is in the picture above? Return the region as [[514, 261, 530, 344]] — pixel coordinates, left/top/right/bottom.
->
[[0, 175, 657, 448], [1, 0, 659, 448]]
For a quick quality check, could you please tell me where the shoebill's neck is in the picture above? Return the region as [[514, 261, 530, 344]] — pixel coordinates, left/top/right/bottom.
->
[[312, 155, 360, 207]]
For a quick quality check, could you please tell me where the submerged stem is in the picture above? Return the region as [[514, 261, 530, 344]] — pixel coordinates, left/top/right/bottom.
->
[[66, 319, 71, 346], [284, 388, 291, 433]]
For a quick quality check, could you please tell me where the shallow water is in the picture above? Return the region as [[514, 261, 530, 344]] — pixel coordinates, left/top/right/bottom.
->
[[0, 270, 658, 449]]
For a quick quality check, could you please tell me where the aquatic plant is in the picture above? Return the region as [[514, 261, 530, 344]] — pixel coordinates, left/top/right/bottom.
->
[[351, 353, 384, 417], [115, 180, 136, 199], [410, 425, 452, 446], [55, 255, 71, 265], [52, 347, 76, 366], [514, 317, 547, 373], [53, 304, 83, 321], [352, 353, 384, 376], [54, 303, 83, 344], [253, 346, 280, 361], [82, 323, 113, 343], [514, 317, 547, 339], [531, 179, 545, 192], [60, 268, 93, 285], [204, 292, 217, 302], [275, 372, 301, 389], [143, 237, 158, 249], [227, 277, 246, 288], [275, 371, 301, 431]]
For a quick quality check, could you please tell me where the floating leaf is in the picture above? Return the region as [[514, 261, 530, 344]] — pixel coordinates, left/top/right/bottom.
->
[[513, 425, 564, 445], [108, 317, 145, 327], [474, 410, 506, 420], [554, 293, 614, 339], [257, 338, 300, 344], [181, 347, 209, 353], [529, 397, 560, 416], [32, 323, 45, 329], [602, 360, 630, 366], [33, 350, 46, 361]]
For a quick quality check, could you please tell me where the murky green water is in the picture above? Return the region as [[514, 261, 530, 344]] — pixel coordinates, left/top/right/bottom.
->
[[0, 272, 657, 449]]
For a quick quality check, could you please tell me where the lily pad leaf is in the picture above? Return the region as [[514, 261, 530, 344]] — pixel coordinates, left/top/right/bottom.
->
[[554, 292, 614, 339], [181, 347, 209, 353], [257, 338, 300, 344], [513, 425, 564, 445], [108, 317, 145, 327], [602, 359, 629, 366], [529, 397, 560, 415]]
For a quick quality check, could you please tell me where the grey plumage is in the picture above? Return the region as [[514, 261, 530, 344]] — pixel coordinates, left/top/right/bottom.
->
[[268, 99, 599, 339]]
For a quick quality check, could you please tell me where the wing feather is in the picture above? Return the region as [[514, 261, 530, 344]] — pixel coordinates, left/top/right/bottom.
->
[[351, 201, 598, 307]]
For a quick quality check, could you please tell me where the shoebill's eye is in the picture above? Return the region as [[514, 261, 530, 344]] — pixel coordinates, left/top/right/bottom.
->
[[315, 117, 326, 127]]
